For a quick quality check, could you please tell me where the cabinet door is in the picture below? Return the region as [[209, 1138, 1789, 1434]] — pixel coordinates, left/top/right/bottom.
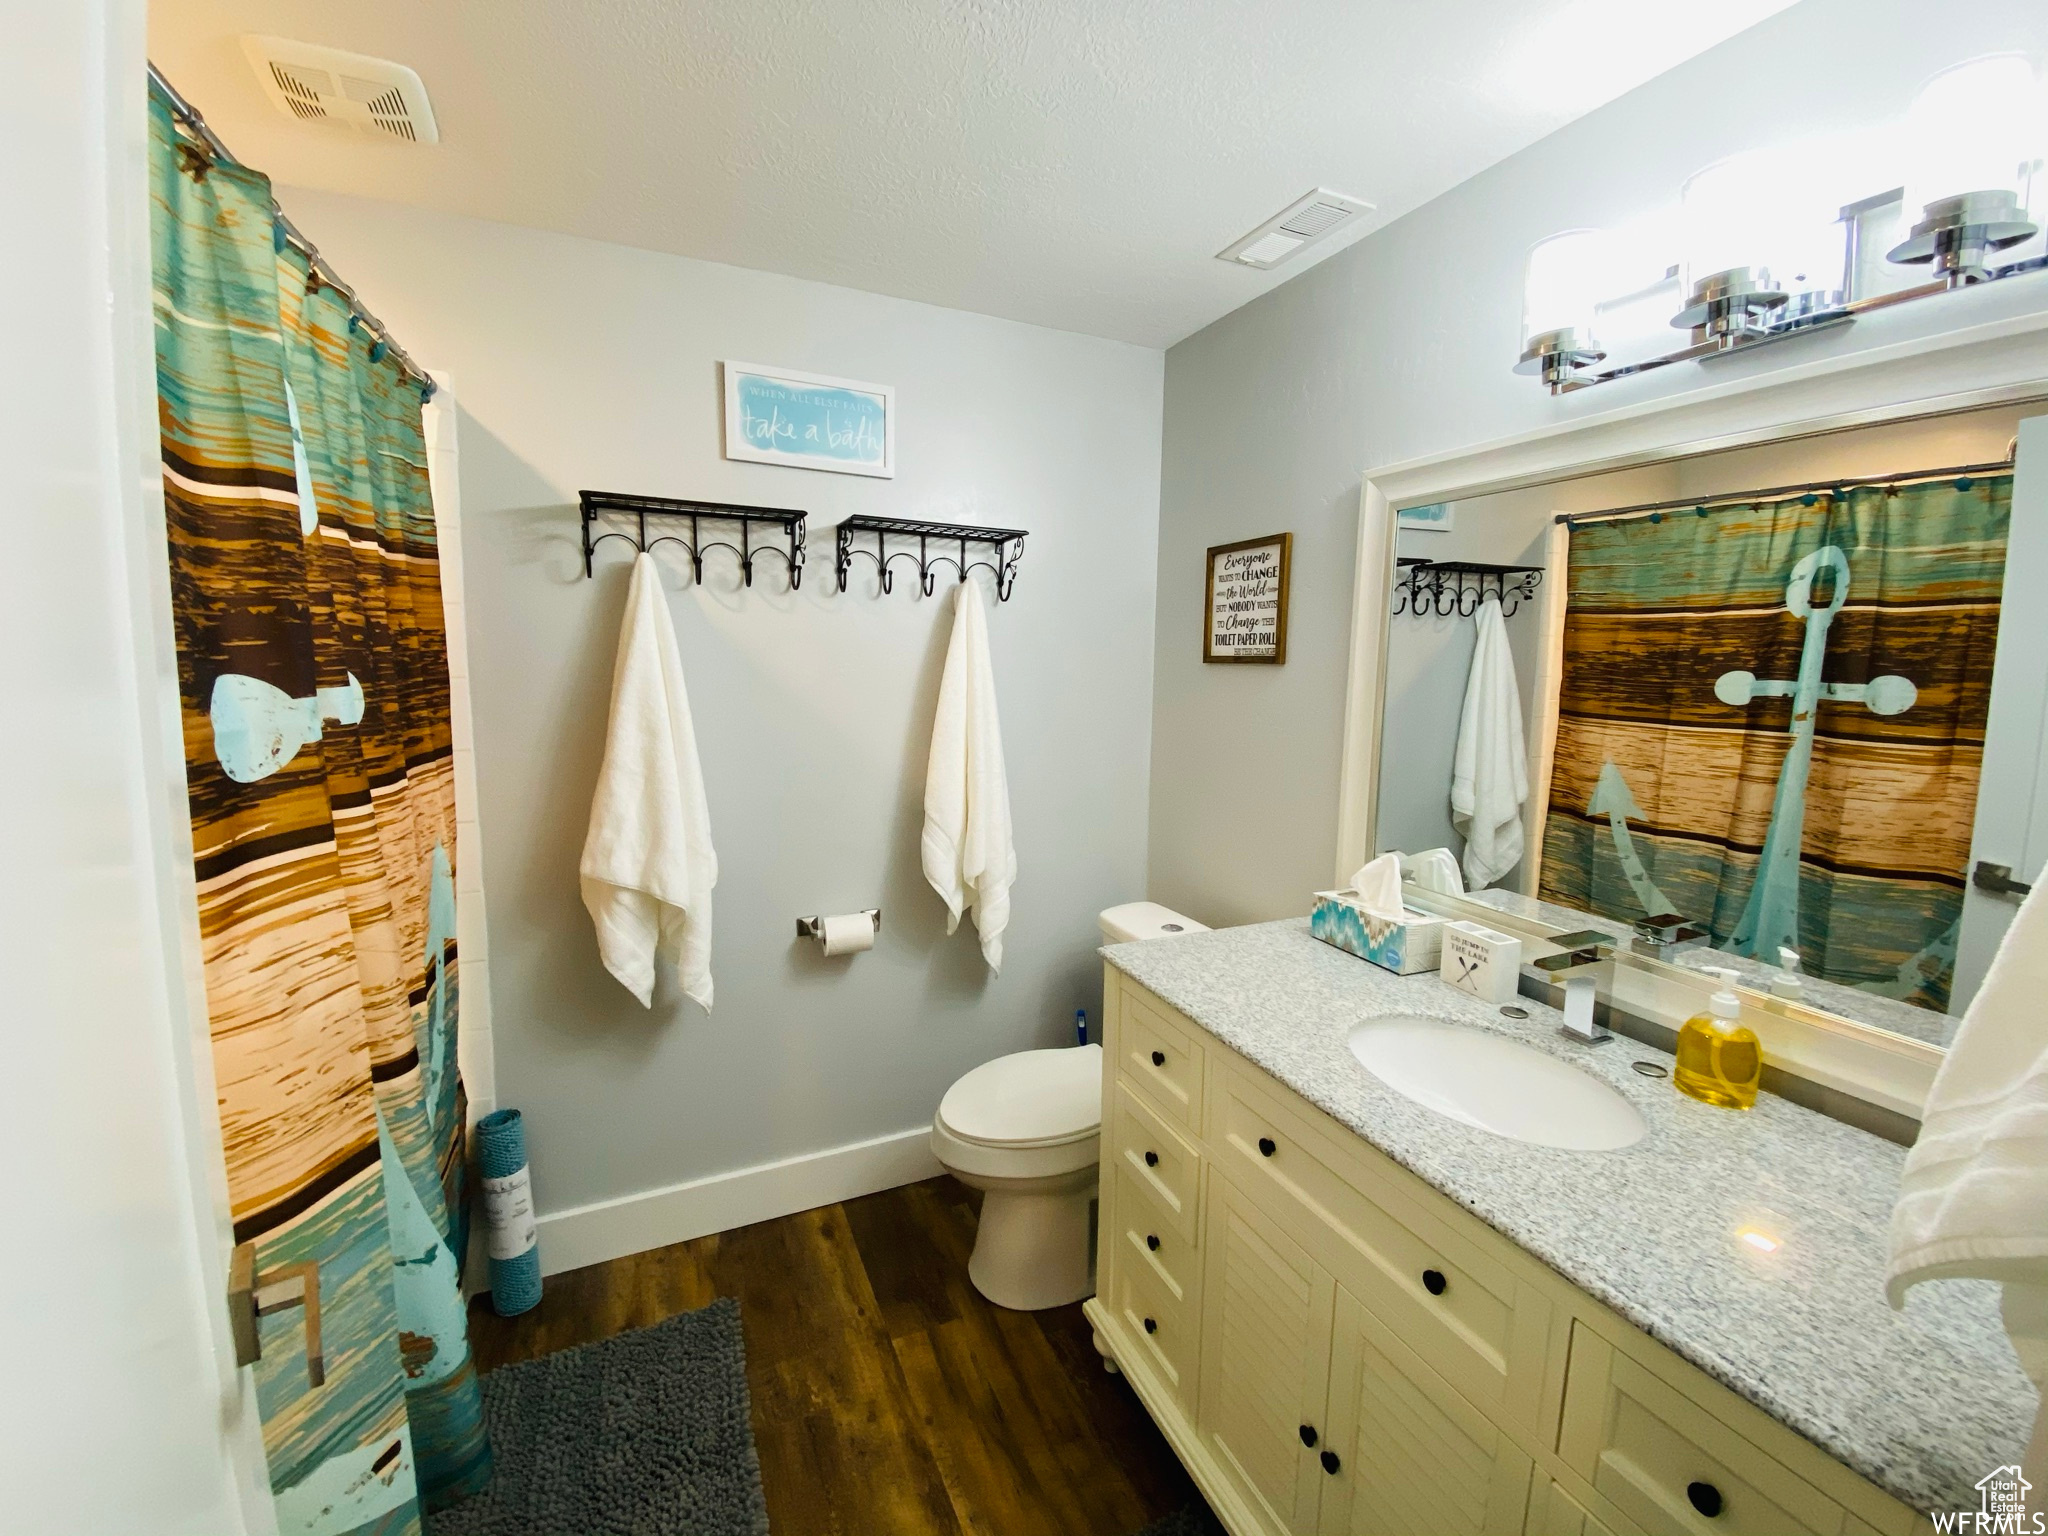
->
[[1317, 1287, 1531, 1536], [1198, 1173, 1336, 1536]]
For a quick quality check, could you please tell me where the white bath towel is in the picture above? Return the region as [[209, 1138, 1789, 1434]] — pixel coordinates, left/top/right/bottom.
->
[[1886, 878, 2048, 1306], [922, 578, 1014, 971], [1451, 597, 1528, 891], [580, 553, 717, 1010]]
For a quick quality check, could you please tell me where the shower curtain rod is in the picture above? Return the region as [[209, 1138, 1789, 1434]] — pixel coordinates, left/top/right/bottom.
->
[[1554, 457, 2018, 529], [148, 62, 433, 392]]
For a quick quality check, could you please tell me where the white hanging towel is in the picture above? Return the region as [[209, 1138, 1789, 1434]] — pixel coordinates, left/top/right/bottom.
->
[[1450, 596, 1528, 890], [580, 552, 717, 1010], [1886, 880, 2048, 1473], [1887, 879, 2048, 1299], [922, 578, 1015, 971]]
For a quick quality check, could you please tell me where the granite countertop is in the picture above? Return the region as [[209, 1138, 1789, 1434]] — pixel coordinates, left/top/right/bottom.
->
[[1101, 919, 2035, 1517]]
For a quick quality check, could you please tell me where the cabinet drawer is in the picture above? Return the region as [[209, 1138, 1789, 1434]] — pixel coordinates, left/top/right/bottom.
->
[[1217, 1065, 1546, 1432], [1113, 1080, 1201, 1243], [1113, 1233, 1197, 1404], [1122, 987, 1207, 1131], [1113, 1164, 1199, 1307], [1560, 1323, 1845, 1536]]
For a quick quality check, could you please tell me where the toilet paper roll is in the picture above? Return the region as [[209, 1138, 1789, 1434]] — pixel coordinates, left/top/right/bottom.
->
[[820, 912, 877, 957]]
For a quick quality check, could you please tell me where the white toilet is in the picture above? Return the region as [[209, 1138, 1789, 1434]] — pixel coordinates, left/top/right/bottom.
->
[[932, 901, 1208, 1310]]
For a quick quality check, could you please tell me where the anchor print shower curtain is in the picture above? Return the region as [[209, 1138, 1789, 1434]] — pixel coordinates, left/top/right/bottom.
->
[[1537, 474, 2012, 1012], [151, 82, 489, 1531]]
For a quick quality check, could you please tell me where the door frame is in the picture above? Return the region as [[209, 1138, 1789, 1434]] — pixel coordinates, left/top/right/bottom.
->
[[1335, 299, 2048, 1115]]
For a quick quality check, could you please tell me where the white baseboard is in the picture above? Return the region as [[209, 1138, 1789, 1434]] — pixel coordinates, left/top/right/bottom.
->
[[533, 1125, 944, 1278]]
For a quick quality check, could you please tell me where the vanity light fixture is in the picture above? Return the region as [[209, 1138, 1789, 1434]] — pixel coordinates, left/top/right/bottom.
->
[[1513, 56, 2047, 394], [1515, 230, 1611, 393], [1889, 56, 2043, 287], [1886, 189, 2039, 287]]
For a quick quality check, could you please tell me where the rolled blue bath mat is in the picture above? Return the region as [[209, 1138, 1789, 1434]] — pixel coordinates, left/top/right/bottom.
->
[[477, 1108, 542, 1317]]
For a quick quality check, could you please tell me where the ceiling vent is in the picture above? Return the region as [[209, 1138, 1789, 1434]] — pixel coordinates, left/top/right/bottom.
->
[[240, 36, 439, 145], [1218, 188, 1375, 269]]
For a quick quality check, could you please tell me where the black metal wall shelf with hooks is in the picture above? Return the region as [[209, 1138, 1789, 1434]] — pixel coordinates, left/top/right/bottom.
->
[[835, 515, 1028, 601], [580, 491, 808, 587], [1394, 558, 1544, 618]]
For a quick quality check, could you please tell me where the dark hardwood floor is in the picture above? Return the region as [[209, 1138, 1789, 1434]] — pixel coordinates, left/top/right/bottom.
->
[[467, 1175, 1198, 1535]]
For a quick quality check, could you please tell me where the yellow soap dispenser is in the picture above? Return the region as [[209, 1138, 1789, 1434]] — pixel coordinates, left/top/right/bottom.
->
[[1673, 967, 1761, 1110]]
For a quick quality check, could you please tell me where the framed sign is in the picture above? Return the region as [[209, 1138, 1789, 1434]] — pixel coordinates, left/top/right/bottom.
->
[[1397, 501, 1454, 531], [1204, 532, 1292, 664], [721, 361, 895, 478]]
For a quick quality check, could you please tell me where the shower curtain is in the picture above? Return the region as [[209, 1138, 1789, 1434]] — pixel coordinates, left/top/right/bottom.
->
[[1537, 474, 2011, 1012], [151, 81, 489, 1532]]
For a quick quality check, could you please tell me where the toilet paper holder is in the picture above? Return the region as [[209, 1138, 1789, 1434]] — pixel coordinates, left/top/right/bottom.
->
[[797, 909, 881, 941]]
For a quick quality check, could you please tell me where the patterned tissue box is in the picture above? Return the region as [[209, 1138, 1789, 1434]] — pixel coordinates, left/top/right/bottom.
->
[[1309, 890, 1445, 975]]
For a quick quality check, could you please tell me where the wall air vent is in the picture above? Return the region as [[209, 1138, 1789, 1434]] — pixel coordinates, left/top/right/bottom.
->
[[1218, 188, 1374, 270], [240, 36, 440, 145]]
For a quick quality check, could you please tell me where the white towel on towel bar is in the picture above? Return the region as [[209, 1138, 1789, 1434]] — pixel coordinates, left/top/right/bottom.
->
[[1450, 596, 1528, 891], [922, 577, 1015, 972], [580, 552, 718, 1009]]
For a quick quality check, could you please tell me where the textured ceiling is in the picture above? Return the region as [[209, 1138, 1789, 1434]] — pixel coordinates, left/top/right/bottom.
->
[[148, 0, 1797, 347]]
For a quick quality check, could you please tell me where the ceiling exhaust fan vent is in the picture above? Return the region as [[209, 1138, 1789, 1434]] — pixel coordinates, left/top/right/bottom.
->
[[1218, 188, 1374, 270], [241, 36, 439, 145]]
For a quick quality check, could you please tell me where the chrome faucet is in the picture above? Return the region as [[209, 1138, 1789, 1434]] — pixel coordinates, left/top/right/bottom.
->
[[1532, 933, 1615, 1045]]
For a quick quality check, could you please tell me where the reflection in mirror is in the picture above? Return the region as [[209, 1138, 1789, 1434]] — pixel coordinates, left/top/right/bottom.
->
[[1374, 403, 2048, 1049]]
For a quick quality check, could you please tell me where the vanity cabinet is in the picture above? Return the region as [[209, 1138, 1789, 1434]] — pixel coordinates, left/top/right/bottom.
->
[[1084, 970, 1931, 1536]]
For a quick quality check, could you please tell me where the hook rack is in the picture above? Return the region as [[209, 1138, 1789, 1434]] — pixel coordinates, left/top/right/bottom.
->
[[835, 516, 1028, 601], [1393, 558, 1544, 618], [580, 491, 808, 588]]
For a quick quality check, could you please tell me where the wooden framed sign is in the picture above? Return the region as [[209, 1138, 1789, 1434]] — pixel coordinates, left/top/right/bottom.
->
[[1204, 532, 1292, 663]]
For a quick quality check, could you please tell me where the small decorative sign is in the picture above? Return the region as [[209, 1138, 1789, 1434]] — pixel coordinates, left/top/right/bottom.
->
[[1398, 501, 1454, 532], [1204, 533, 1292, 663], [722, 361, 894, 478]]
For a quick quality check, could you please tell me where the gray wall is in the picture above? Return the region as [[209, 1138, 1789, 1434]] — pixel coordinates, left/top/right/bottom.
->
[[280, 189, 1162, 1218], [1149, 0, 2048, 927]]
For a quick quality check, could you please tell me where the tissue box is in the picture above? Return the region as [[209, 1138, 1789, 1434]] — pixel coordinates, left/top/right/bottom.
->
[[1310, 890, 1445, 975], [1442, 920, 1523, 1004]]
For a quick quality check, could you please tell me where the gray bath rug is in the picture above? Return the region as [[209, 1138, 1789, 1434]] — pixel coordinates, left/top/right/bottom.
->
[[1133, 1503, 1226, 1536], [428, 1297, 769, 1536]]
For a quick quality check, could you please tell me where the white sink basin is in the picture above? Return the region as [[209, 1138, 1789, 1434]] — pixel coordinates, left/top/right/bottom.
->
[[1347, 1017, 1647, 1151]]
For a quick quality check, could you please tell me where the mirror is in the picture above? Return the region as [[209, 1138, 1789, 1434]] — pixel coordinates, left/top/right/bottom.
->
[[1373, 402, 2047, 1049]]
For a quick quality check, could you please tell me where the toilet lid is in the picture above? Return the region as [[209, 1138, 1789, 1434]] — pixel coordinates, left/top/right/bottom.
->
[[938, 1045, 1102, 1147]]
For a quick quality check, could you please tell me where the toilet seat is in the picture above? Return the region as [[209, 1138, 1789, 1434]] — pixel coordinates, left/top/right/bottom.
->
[[937, 1044, 1101, 1148]]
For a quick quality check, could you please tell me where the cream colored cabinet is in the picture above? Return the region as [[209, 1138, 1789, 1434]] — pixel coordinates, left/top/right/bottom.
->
[[1318, 1286, 1532, 1535], [1084, 972, 1926, 1536], [1197, 1173, 1336, 1535]]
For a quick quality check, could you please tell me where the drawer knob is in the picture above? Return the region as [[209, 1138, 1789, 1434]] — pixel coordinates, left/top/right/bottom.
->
[[1143, 1316, 1158, 1334], [1298, 1424, 1318, 1448], [1686, 1481, 1723, 1518], [1146, 1234, 1160, 1251], [1151, 1049, 1166, 1067], [1258, 1136, 1277, 1157], [1144, 1149, 1159, 1167], [1320, 1449, 1341, 1476], [1422, 1268, 1447, 1296]]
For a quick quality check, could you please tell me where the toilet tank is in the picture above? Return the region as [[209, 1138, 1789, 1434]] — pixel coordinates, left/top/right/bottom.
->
[[1098, 901, 1209, 945]]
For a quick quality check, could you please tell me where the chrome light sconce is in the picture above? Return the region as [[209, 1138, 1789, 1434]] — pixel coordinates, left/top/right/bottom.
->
[[1514, 326, 1606, 393], [1669, 265, 1787, 343], [1885, 189, 2039, 287]]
